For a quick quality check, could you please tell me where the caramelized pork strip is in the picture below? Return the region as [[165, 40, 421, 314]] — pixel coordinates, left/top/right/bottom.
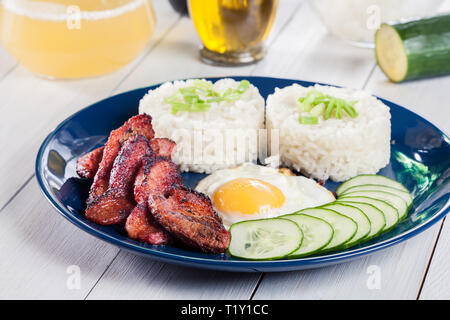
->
[[125, 204, 172, 245], [76, 146, 104, 179], [85, 134, 152, 225], [150, 138, 176, 159], [87, 114, 154, 204], [77, 137, 174, 181], [128, 157, 181, 244], [148, 186, 230, 253], [134, 157, 183, 204]]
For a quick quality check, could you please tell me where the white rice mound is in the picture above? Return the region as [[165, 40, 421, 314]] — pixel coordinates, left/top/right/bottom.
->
[[139, 78, 265, 173], [266, 84, 391, 182]]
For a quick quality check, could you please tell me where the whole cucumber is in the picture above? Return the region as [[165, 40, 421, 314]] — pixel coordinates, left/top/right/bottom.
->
[[375, 14, 450, 82]]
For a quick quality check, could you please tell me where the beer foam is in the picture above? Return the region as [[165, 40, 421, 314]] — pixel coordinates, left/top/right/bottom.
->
[[1, 0, 148, 21]]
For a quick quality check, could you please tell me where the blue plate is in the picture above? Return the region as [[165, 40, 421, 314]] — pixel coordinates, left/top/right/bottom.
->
[[35, 77, 450, 272]]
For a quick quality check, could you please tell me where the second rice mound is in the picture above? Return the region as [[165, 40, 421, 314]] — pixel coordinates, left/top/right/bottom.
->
[[266, 84, 391, 182]]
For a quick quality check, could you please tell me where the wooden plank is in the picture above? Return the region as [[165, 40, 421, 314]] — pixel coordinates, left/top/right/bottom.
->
[[253, 225, 440, 299], [85, 0, 304, 300], [419, 217, 450, 300], [86, 251, 260, 300], [365, 68, 450, 134], [0, 178, 120, 299], [0, 1, 180, 298], [85, 0, 379, 300], [0, 0, 180, 210]]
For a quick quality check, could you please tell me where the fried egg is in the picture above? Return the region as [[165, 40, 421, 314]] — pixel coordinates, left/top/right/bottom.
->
[[195, 163, 335, 229]]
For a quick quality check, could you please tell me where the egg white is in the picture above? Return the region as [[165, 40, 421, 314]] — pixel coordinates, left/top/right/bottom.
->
[[195, 163, 335, 229]]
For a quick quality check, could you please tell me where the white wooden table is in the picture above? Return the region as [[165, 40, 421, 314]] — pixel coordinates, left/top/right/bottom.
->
[[1, 0, 449, 300]]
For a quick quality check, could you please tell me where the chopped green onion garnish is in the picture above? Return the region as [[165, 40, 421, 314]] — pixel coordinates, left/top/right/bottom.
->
[[297, 89, 359, 124], [206, 97, 224, 103], [171, 102, 191, 114], [310, 103, 325, 116], [179, 87, 196, 95], [222, 88, 233, 97], [324, 100, 335, 120], [236, 80, 250, 93], [224, 92, 241, 102], [299, 114, 319, 124], [335, 103, 343, 119], [190, 102, 211, 112], [165, 79, 251, 114], [193, 79, 213, 90]]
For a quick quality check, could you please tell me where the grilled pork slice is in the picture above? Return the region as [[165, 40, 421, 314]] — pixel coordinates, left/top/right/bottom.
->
[[85, 134, 152, 225], [87, 114, 154, 204], [125, 204, 172, 245], [148, 186, 230, 253], [77, 138, 174, 181], [130, 157, 181, 244], [76, 146, 104, 179], [134, 157, 182, 204], [150, 138, 176, 159]]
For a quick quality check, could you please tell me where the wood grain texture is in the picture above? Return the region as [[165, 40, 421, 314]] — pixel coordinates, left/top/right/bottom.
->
[[419, 217, 450, 300], [365, 68, 450, 135], [85, 0, 304, 300], [86, 251, 261, 300], [0, 0, 180, 210], [0, 0, 449, 300], [0, 179, 119, 299]]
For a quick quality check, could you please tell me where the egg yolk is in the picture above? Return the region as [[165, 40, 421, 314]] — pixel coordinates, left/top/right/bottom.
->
[[213, 178, 286, 215]]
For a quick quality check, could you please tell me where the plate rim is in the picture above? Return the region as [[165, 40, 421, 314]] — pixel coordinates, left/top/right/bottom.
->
[[35, 76, 450, 271]]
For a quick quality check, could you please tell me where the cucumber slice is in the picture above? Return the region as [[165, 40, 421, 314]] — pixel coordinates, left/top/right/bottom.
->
[[321, 203, 370, 247], [228, 218, 303, 260], [375, 15, 450, 83], [337, 196, 399, 231], [281, 214, 334, 258], [336, 201, 385, 239], [342, 184, 412, 206], [336, 174, 409, 196], [295, 208, 357, 251], [342, 190, 408, 220]]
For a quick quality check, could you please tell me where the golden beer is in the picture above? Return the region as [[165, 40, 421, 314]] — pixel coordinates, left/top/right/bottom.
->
[[0, 0, 156, 79], [188, 0, 278, 65]]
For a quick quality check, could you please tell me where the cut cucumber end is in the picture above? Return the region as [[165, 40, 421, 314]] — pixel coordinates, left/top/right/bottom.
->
[[375, 24, 408, 83]]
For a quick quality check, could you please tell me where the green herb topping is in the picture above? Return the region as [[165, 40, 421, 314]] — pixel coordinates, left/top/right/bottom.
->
[[297, 90, 358, 124], [164, 79, 250, 114]]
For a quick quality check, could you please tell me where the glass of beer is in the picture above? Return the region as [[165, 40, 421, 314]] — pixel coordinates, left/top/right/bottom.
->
[[0, 0, 156, 79], [188, 0, 278, 65]]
